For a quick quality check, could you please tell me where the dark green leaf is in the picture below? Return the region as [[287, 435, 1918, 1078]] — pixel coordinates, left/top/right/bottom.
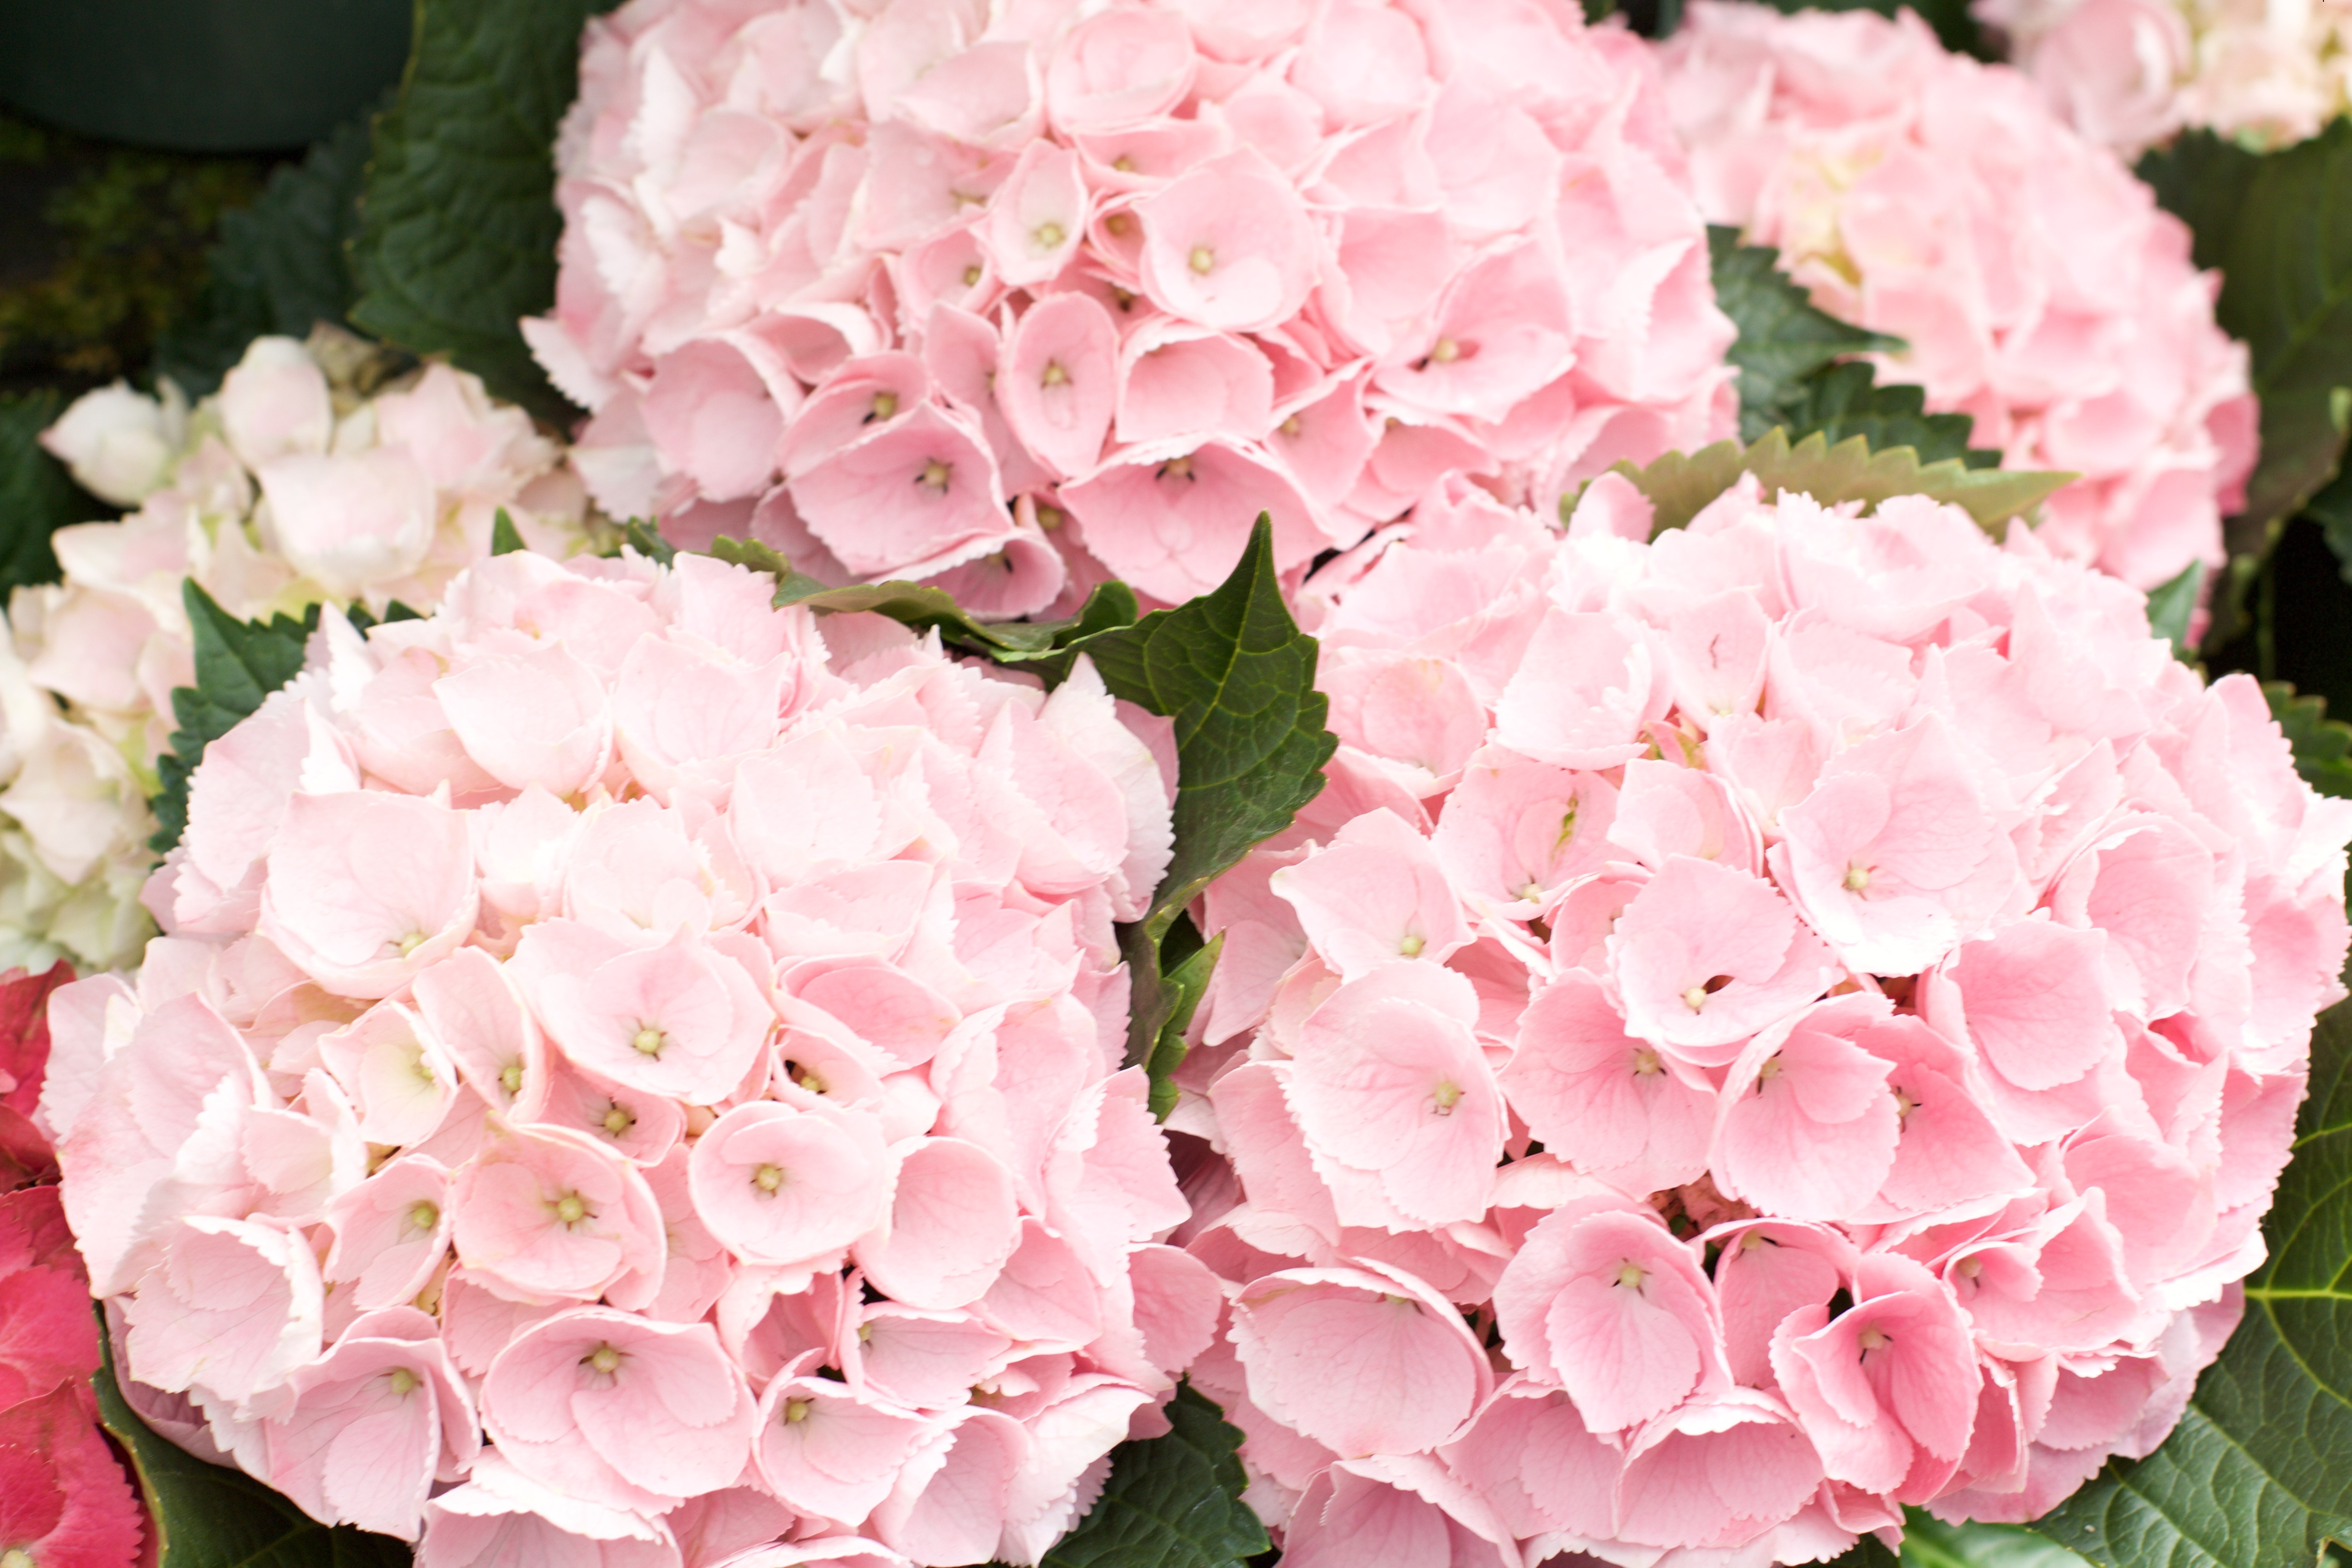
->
[[0, 389, 91, 594], [1033, 1383, 1270, 1568], [2303, 462, 2352, 584], [1709, 227, 1896, 440], [2034, 993, 2352, 1567], [490, 507, 527, 556], [1897, 1515, 2090, 1568], [2262, 681, 2352, 799], [710, 534, 1144, 662], [1142, 931, 1222, 1121], [1587, 427, 2072, 536], [93, 1302, 409, 1568], [148, 583, 318, 853], [152, 113, 376, 398], [1778, 363, 1990, 470], [622, 519, 676, 567], [349, 0, 621, 421], [2136, 131, 2260, 275], [1060, 518, 1335, 1084], [2146, 120, 2352, 568], [2146, 559, 2207, 661]]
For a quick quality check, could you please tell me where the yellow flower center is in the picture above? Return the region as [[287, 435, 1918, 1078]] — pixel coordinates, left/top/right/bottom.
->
[[783, 1398, 812, 1424], [500, 1062, 524, 1095], [871, 391, 900, 421], [1157, 455, 1195, 481], [960, 265, 983, 287], [1843, 864, 1871, 892], [1187, 244, 1215, 274], [1430, 337, 1461, 363], [406, 1200, 441, 1233], [387, 1366, 421, 1396], [554, 1192, 589, 1226], [631, 1025, 666, 1058], [1431, 1080, 1462, 1116], [603, 1104, 636, 1137], [1041, 361, 1069, 387], [1632, 1047, 1663, 1078], [753, 1163, 786, 1194], [396, 931, 429, 957], [1037, 505, 1065, 530], [587, 1344, 623, 1375], [1614, 1262, 1646, 1290], [917, 458, 953, 492], [1032, 221, 1065, 250], [1857, 1324, 1891, 1352], [1104, 211, 1135, 236], [1398, 933, 1425, 957]]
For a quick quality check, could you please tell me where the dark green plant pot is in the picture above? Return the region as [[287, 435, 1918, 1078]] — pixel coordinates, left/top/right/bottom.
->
[[0, 0, 412, 152]]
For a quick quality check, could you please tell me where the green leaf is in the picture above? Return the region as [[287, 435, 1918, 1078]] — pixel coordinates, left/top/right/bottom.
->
[[0, 389, 91, 593], [152, 112, 376, 397], [1033, 1383, 1271, 1568], [710, 535, 1144, 663], [93, 1303, 410, 1568], [622, 519, 676, 568], [1778, 363, 1990, 470], [2146, 559, 2207, 661], [2303, 462, 2352, 585], [148, 583, 318, 853], [2141, 121, 2352, 567], [2033, 993, 2352, 1567], [1589, 428, 2073, 537], [2262, 681, 2352, 799], [1142, 930, 1222, 1121], [1709, 226, 1897, 441], [490, 506, 527, 556], [1897, 1515, 2091, 1568], [1060, 518, 1335, 1088], [349, 0, 620, 421]]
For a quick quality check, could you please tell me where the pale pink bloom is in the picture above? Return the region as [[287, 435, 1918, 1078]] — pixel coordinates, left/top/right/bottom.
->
[[482, 1307, 757, 1509], [1715, 995, 1902, 1223], [1770, 1253, 1980, 1499], [1046, 10, 1197, 132], [1493, 1199, 1727, 1434], [1134, 151, 1319, 334], [412, 946, 550, 1120], [217, 337, 333, 469], [318, 1002, 459, 1149], [419, 1450, 681, 1568], [323, 1154, 455, 1312], [985, 143, 1092, 288], [754, 1364, 932, 1524], [1501, 971, 1712, 1197], [259, 790, 479, 1000], [854, 1136, 1023, 1310], [1492, 609, 1669, 771], [525, 922, 774, 1103], [448, 1120, 665, 1303], [1607, 855, 1838, 1063], [1440, 1377, 1623, 1540], [688, 1098, 894, 1268], [1059, 439, 1323, 604], [866, 1406, 1029, 1565], [790, 404, 1011, 581], [1230, 1264, 1492, 1456], [1286, 963, 1504, 1226], [434, 639, 615, 798], [122, 1215, 323, 1403], [1269, 809, 1470, 980], [258, 448, 438, 601], [1612, 1389, 1826, 1550], [264, 1308, 477, 1540], [998, 294, 1120, 480], [1278, 1457, 1520, 1568], [1774, 717, 2015, 976], [39, 378, 185, 505]]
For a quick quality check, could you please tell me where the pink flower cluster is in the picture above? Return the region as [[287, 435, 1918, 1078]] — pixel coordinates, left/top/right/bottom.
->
[[37, 548, 1215, 1568], [1173, 474, 2351, 1562], [0, 961, 150, 1568], [1654, 2, 2258, 595], [1981, 0, 2352, 157], [526, 0, 1737, 615]]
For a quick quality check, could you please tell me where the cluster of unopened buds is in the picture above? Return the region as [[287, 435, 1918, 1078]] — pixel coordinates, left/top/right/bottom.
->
[[531, 0, 1736, 616], [1172, 471, 2347, 1560], [38, 547, 1212, 1568]]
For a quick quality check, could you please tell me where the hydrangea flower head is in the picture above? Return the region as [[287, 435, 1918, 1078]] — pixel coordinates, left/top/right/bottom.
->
[[1179, 476, 2350, 1561], [42, 547, 1207, 1567], [528, 0, 1739, 614]]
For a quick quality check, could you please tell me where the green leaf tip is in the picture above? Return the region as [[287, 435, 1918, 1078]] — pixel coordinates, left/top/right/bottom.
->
[[0, 389, 86, 596], [622, 518, 677, 567], [93, 1301, 410, 1568], [1034, 1383, 1270, 1568], [148, 583, 319, 853], [2144, 559, 2205, 661], [490, 508, 527, 556], [2263, 681, 2352, 800], [1582, 426, 2073, 537]]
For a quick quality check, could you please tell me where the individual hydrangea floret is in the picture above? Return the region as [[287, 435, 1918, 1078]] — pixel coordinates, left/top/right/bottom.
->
[[526, 0, 1738, 616], [3, 333, 605, 975], [1653, 1, 2257, 596], [39, 548, 1210, 1568], [1173, 472, 2350, 1562]]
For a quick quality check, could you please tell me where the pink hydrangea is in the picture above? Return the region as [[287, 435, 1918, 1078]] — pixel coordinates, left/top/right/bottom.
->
[[1653, 2, 2258, 595], [1173, 474, 2350, 1561], [526, 0, 1737, 614], [1981, 0, 2352, 156], [3, 334, 607, 976], [41, 547, 1211, 1566]]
